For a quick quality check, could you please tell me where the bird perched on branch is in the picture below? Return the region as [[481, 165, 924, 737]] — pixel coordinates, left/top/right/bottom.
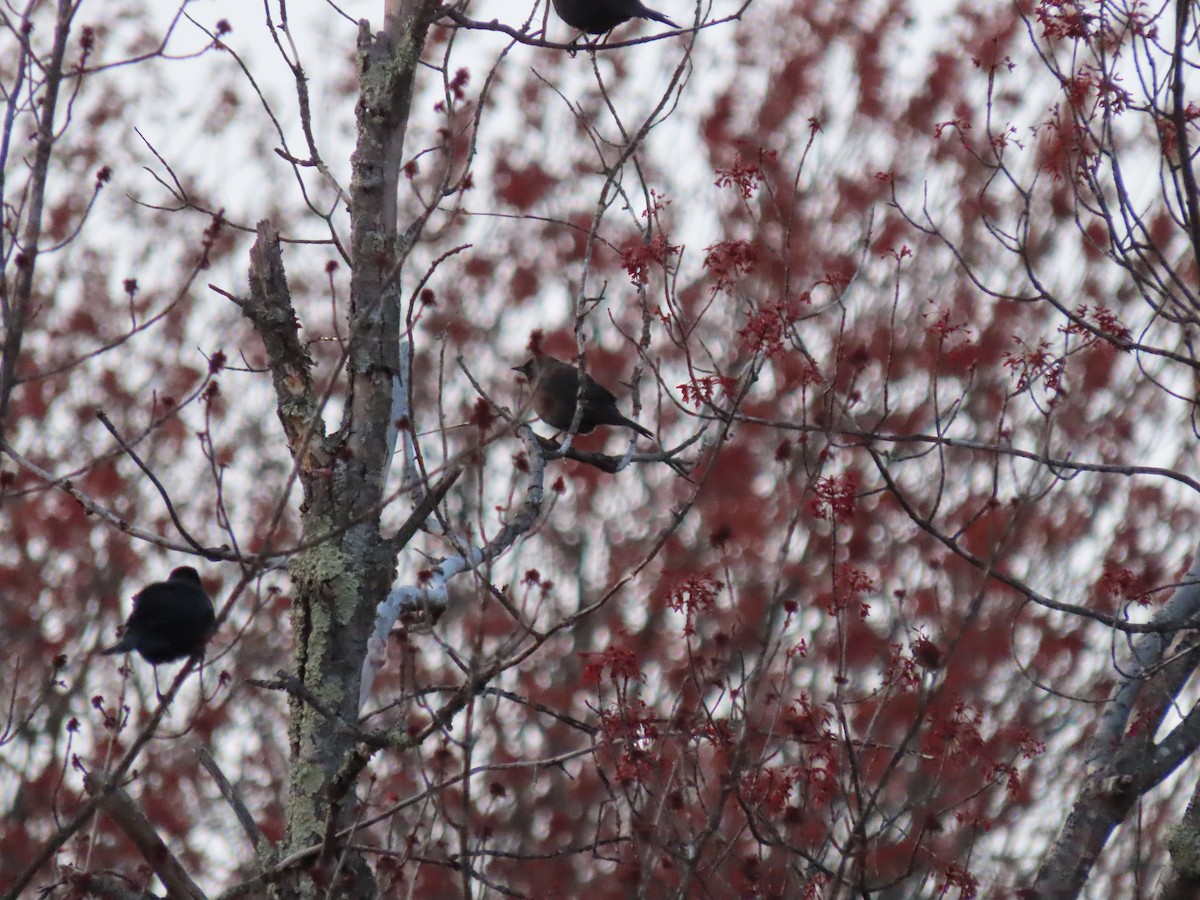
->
[[514, 354, 654, 439], [551, 0, 678, 34], [102, 567, 217, 665]]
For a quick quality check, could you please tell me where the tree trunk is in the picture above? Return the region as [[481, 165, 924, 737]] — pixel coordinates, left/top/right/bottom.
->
[[241, 4, 437, 896]]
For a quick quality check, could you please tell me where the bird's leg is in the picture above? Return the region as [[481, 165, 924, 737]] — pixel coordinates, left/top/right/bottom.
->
[[197, 658, 211, 703]]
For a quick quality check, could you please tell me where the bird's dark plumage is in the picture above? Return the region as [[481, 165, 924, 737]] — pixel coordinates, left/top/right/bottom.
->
[[102, 567, 217, 665], [551, 0, 678, 34], [515, 354, 654, 439]]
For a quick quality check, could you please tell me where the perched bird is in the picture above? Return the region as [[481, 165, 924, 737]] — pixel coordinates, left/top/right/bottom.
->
[[102, 567, 217, 665], [514, 354, 654, 439], [551, 0, 678, 34]]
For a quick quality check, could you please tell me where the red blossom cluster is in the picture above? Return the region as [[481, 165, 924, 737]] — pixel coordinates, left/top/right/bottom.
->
[[807, 472, 859, 522], [620, 232, 680, 286], [714, 148, 777, 199]]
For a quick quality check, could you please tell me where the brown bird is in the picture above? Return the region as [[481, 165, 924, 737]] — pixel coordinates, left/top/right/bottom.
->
[[514, 354, 653, 439], [551, 0, 678, 34]]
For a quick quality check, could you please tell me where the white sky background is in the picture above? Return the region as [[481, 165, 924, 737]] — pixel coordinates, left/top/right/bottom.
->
[[124, 0, 965, 286], [84, 0, 747, 560], [103, 0, 1018, 401], [21, 0, 1198, 892]]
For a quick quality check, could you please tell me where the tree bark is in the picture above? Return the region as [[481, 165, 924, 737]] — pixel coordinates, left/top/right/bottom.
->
[[1031, 546, 1200, 898], [239, 4, 438, 896]]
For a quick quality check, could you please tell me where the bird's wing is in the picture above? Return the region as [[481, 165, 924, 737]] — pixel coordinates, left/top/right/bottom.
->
[[584, 375, 618, 405], [128, 583, 173, 624], [131, 582, 211, 618], [130, 583, 159, 610], [544, 365, 618, 405]]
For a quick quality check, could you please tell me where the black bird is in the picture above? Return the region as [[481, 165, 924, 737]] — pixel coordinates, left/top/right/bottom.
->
[[514, 354, 654, 439], [102, 567, 217, 665], [551, 0, 678, 34]]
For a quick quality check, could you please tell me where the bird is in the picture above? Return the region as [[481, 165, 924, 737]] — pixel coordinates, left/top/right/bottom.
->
[[551, 0, 679, 34], [514, 354, 654, 439], [102, 567, 217, 665]]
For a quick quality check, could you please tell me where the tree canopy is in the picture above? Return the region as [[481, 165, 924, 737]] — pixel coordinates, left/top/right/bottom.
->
[[5, 1, 1200, 898]]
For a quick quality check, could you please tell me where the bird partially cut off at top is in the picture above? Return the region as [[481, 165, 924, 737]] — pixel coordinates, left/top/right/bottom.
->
[[102, 566, 217, 665], [514, 354, 654, 439], [551, 0, 679, 35]]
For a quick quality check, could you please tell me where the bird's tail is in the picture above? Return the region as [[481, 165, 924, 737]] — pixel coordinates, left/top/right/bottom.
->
[[625, 418, 654, 440], [640, 7, 679, 28]]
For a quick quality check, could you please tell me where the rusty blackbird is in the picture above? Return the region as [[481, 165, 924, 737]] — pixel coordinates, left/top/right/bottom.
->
[[551, 0, 678, 34], [101, 567, 217, 665], [514, 354, 654, 439]]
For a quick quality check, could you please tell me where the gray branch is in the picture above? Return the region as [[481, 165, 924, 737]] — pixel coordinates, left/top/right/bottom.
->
[[1031, 539, 1200, 898]]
